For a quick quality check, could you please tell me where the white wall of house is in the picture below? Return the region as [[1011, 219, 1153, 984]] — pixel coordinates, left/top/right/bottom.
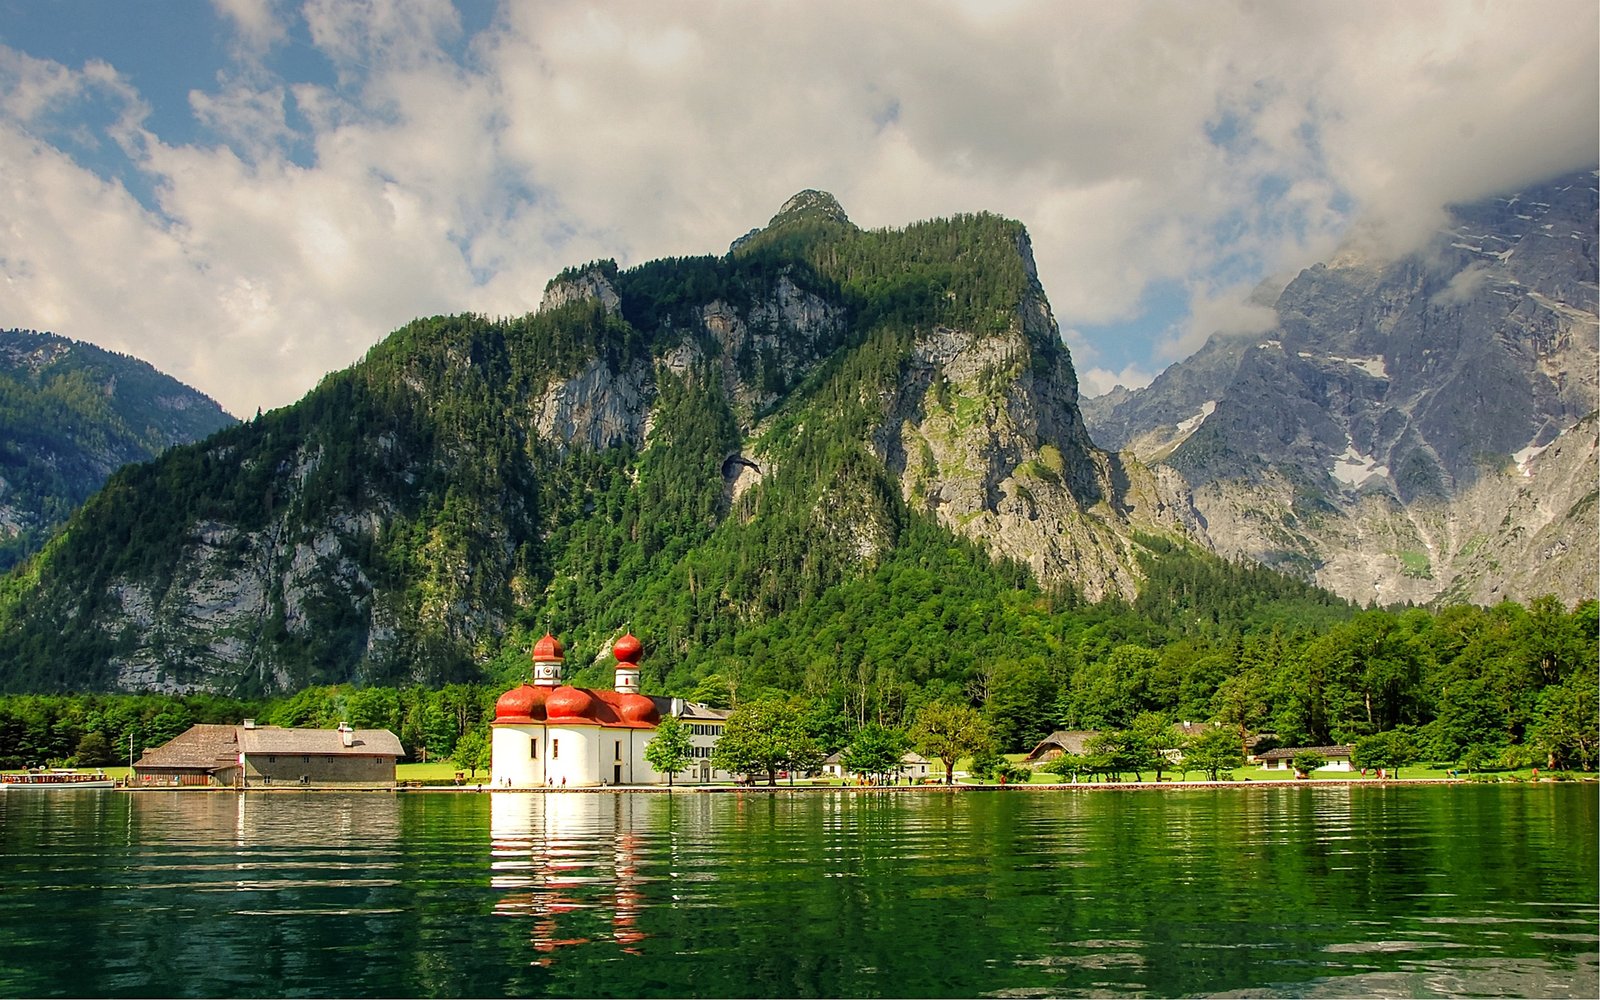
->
[[1260, 756, 1354, 772], [490, 725, 545, 788]]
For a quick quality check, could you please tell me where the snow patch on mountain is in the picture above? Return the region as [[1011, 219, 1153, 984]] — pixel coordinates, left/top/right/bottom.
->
[[1330, 444, 1390, 490], [1176, 400, 1216, 435]]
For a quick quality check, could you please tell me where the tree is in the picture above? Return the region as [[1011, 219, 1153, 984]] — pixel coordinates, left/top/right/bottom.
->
[[73, 730, 112, 767], [1290, 750, 1327, 776], [839, 722, 909, 784], [452, 727, 490, 778], [644, 715, 693, 786], [1211, 671, 1267, 760], [1127, 712, 1179, 783], [1183, 726, 1243, 781], [1084, 730, 1136, 782], [710, 698, 822, 785], [1040, 750, 1086, 783], [1352, 729, 1418, 778], [1459, 742, 1502, 774], [910, 702, 991, 785], [1529, 668, 1599, 771]]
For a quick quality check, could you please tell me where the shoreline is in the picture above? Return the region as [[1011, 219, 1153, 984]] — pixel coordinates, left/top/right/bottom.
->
[[93, 774, 1594, 794]]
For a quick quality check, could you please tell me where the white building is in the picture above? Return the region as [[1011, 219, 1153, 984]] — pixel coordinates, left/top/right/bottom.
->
[[489, 632, 732, 787], [676, 701, 737, 783]]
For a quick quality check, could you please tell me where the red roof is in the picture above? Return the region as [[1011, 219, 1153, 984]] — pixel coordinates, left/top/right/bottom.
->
[[494, 683, 550, 723], [539, 686, 660, 728], [532, 633, 564, 661], [612, 633, 642, 664]]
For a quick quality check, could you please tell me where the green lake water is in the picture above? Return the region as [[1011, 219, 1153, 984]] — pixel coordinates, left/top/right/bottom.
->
[[0, 784, 1594, 998]]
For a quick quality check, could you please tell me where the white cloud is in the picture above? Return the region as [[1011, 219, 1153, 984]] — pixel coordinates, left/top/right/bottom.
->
[[211, 0, 290, 62], [1156, 283, 1283, 364], [0, 0, 1594, 415], [1078, 364, 1161, 399]]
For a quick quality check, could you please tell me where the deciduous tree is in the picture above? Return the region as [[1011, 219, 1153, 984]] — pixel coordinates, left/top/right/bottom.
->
[[1183, 726, 1243, 781], [910, 701, 991, 785], [840, 722, 909, 783], [644, 715, 693, 786], [710, 698, 821, 785]]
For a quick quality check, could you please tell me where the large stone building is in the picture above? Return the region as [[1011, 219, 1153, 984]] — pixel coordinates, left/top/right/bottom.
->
[[133, 722, 403, 788], [490, 632, 732, 787]]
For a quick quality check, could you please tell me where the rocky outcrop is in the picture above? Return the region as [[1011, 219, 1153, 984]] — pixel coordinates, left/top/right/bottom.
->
[[699, 274, 847, 427], [867, 255, 1198, 602], [1087, 169, 1599, 605], [532, 358, 651, 452], [539, 267, 622, 317]]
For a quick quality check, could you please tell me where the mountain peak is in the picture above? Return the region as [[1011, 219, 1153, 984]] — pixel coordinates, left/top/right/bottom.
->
[[769, 189, 850, 227], [730, 190, 855, 254]]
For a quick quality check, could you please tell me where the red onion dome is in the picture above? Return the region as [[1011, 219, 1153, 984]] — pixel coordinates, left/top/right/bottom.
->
[[532, 633, 565, 661], [617, 693, 660, 726], [612, 633, 642, 664], [546, 685, 597, 722], [495, 684, 549, 723]]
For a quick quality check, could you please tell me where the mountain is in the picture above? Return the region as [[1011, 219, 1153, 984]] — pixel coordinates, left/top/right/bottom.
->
[[0, 330, 236, 571], [0, 192, 1203, 695], [1083, 169, 1599, 606]]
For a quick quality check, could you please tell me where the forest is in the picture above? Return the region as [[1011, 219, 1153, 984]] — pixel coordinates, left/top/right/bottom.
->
[[3, 581, 1592, 774]]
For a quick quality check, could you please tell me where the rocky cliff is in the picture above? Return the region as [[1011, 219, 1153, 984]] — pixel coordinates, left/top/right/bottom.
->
[[0, 193, 1193, 693], [1086, 169, 1599, 605]]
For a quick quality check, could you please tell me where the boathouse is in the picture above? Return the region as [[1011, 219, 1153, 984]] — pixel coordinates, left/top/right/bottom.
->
[[131, 723, 242, 786], [134, 722, 403, 788]]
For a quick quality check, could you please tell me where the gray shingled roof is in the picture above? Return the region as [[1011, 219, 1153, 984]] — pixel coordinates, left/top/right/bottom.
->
[[133, 723, 240, 771], [1255, 744, 1355, 760], [239, 727, 403, 757], [1024, 730, 1099, 760]]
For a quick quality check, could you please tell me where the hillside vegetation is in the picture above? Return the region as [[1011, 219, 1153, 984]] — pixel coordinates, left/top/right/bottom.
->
[[0, 194, 1592, 774]]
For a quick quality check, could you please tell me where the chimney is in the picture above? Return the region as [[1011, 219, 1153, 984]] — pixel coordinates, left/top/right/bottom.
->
[[338, 723, 354, 748], [243, 718, 256, 730]]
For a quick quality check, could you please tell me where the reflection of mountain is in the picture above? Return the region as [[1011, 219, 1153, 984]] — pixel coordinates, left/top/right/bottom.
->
[[489, 793, 655, 962]]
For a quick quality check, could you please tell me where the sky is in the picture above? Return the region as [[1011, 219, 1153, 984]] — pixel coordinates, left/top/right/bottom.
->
[[1, 1, 1595, 417]]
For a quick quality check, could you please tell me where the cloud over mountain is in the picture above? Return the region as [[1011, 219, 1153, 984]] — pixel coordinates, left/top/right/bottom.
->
[[0, 0, 1593, 415]]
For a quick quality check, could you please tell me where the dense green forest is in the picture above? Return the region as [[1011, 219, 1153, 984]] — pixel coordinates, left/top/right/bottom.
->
[[0, 329, 235, 570], [4, 584, 1592, 773]]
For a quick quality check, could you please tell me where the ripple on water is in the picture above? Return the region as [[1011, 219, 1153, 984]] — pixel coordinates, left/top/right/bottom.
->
[[0, 785, 1594, 998]]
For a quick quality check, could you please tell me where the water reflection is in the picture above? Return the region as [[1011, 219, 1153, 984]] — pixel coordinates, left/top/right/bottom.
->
[[1, 786, 1593, 998], [488, 793, 655, 963]]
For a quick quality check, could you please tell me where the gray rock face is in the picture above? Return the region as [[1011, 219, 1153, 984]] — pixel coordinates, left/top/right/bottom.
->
[[533, 358, 651, 452], [702, 274, 848, 427], [1086, 169, 1599, 605], [539, 268, 623, 317], [862, 260, 1198, 602]]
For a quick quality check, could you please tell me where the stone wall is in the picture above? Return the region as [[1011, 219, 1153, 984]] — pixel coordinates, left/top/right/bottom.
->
[[243, 753, 395, 787]]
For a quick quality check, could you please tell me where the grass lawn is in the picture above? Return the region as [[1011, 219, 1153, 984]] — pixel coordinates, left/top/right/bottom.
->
[[396, 761, 480, 783]]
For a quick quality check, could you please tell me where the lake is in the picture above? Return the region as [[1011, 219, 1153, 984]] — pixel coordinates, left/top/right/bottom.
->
[[0, 784, 1594, 998]]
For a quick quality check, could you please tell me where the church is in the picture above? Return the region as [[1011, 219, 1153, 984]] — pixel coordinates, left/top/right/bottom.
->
[[489, 631, 732, 787]]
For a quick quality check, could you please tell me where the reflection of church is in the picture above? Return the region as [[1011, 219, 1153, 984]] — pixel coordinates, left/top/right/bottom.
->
[[490, 632, 733, 787], [489, 792, 650, 961]]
